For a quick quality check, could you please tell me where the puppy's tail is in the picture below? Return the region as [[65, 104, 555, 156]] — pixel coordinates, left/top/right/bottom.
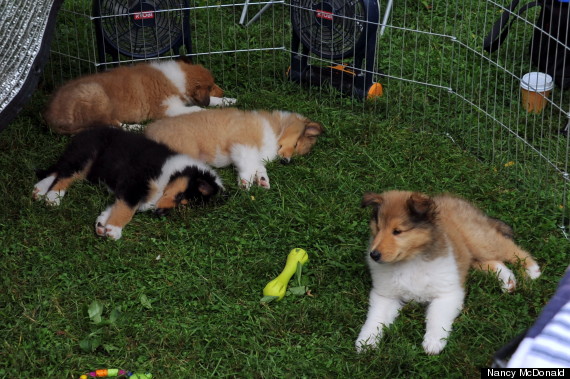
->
[[488, 217, 515, 240]]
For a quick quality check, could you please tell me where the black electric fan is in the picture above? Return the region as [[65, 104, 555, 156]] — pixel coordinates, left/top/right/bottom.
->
[[92, 0, 192, 64], [288, 0, 382, 100]]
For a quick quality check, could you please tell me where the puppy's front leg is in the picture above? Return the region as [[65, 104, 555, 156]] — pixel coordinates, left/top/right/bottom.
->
[[163, 96, 202, 117], [355, 291, 402, 352], [255, 166, 270, 189], [209, 96, 237, 107], [95, 199, 136, 240], [422, 291, 464, 355]]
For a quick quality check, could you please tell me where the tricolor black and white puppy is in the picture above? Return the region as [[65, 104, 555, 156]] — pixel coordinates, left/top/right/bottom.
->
[[33, 127, 223, 240]]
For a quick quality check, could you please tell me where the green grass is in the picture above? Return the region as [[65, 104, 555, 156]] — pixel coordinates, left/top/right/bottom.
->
[[2, 1, 570, 378]]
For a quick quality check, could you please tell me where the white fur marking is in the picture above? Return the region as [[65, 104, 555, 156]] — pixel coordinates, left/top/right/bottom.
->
[[121, 123, 145, 132], [45, 190, 65, 206], [211, 148, 232, 168], [356, 246, 464, 355], [260, 119, 279, 162], [95, 206, 112, 237], [230, 145, 267, 189], [526, 263, 541, 280], [209, 96, 237, 107], [142, 154, 222, 209], [162, 96, 203, 117], [150, 61, 187, 97], [494, 262, 517, 292], [33, 175, 56, 198], [104, 225, 123, 240]]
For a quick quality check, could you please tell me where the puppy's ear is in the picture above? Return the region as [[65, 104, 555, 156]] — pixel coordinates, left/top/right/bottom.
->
[[361, 192, 383, 208], [197, 179, 217, 196], [304, 120, 324, 137], [210, 84, 224, 97], [406, 192, 437, 224]]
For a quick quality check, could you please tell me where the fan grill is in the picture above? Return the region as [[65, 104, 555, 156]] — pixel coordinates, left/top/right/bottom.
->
[[97, 0, 187, 59], [291, 0, 366, 60]]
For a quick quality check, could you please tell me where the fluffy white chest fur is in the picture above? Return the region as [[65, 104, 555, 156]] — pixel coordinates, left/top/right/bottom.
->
[[370, 249, 463, 303], [356, 248, 465, 355]]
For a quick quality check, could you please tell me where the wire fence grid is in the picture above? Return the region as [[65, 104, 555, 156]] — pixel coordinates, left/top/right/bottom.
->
[[45, 0, 570, 235]]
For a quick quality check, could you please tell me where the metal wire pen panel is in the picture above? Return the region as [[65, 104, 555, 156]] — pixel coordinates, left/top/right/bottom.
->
[[42, 0, 569, 234]]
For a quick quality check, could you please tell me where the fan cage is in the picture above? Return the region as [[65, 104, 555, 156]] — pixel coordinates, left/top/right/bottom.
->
[[45, 0, 570, 235], [291, 0, 368, 60], [93, 0, 191, 60]]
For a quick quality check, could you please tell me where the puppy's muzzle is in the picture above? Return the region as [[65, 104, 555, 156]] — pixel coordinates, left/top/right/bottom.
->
[[154, 208, 172, 217], [192, 96, 210, 107], [369, 250, 382, 262]]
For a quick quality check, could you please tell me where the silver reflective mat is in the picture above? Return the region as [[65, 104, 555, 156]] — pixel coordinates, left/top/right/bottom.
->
[[0, 0, 54, 126]]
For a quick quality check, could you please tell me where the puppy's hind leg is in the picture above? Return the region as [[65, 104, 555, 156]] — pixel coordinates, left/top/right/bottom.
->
[[230, 146, 268, 189], [504, 241, 541, 280], [33, 171, 88, 206], [475, 260, 517, 292], [254, 165, 270, 189], [95, 199, 136, 240]]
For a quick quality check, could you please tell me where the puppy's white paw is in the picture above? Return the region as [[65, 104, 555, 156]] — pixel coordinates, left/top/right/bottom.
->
[[239, 178, 252, 190], [104, 225, 123, 240], [221, 97, 237, 106], [44, 190, 65, 206], [96, 207, 111, 226], [95, 222, 107, 237], [422, 334, 447, 355], [355, 331, 381, 353], [526, 263, 541, 280], [502, 277, 517, 293], [494, 262, 517, 293], [95, 207, 113, 237], [33, 175, 56, 199], [121, 123, 145, 132], [95, 221, 122, 240], [255, 174, 270, 189]]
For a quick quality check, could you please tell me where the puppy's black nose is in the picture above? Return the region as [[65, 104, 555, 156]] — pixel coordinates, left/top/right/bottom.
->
[[280, 157, 291, 165], [370, 250, 382, 262], [154, 208, 171, 217]]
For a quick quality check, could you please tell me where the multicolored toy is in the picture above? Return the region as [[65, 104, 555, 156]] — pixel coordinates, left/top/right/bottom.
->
[[263, 248, 309, 301], [78, 369, 152, 379]]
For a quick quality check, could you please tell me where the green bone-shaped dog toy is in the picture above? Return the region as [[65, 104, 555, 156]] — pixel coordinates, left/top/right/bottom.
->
[[263, 248, 309, 301]]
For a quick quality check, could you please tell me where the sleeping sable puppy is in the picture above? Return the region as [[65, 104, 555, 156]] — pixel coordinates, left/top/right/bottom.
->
[[356, 190, 541, 355], [44, 58, 236, 134], [33, 127, 223, 240], [144, 108, 324, 189]]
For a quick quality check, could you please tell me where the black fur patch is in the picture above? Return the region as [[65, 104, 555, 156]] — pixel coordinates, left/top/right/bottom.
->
[[406, 193, 438, 226], [38, 127, 219, 209]]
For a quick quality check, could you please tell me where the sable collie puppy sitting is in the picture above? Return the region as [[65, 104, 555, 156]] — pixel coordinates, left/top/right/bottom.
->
[[144, 108, 324, 189], [33, 127, 222, 240], [356, 191, 541, 355], [44, 58, 235, 135]]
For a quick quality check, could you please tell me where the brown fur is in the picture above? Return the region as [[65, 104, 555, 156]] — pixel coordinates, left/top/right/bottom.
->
[[44, 61, 221, 135], [155, 176, 190, 209], [362, 190, 539, 286], [100, 200, 136, 231], [145, 108, 324, 164]]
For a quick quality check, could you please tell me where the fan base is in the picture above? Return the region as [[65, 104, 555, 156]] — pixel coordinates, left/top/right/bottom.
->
[[288, 63, 382, 100]]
